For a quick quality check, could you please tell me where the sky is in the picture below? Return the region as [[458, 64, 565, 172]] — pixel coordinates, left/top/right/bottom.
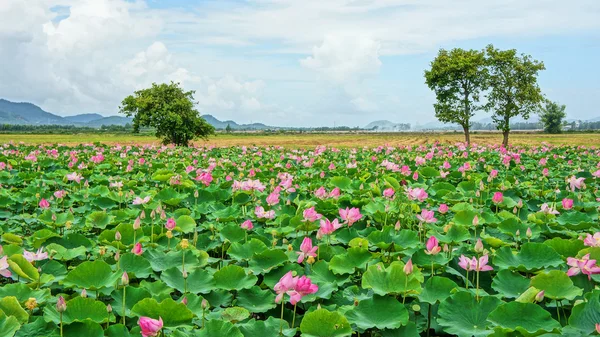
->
[[1, 0, 599, 127]]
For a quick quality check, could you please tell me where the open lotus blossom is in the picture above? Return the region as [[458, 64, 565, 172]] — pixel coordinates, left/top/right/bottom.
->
[[383, 188, 395, 198], [288, 275, 318, 305], [458, 255, 474, 271], [317, 218, 342, 238], [54, 190, 67, 199], [240, 219, 254, 231], [38, 199, 50, 209], [416, 209, 437, 223], [302, 207, 322, 222], [138, 316, 163, 337], [297, 237, 318, 264], [165, 218, 176, 230], [266, 192, 280, 206], [567, 254, 600, 279], [255, 206, 275, 219], [23, 248, 48, 262], [492, 192, 504, 204], [584, 232, 600, 247], [458, 254, 493, 272], [407, 187, 428, 202], [339, 207, 362, 226], [567, 176, 585, 191], [66, 172, 83, 183], [0, 256, 11, 278], [132, 242, 143, 255], [540, 203, 560, 215], [561, 198, 574, 210], [196, 171, 213, 186], [132, 196, 151, 205], [425, 236, 441, 255], [274, 271, 298, 304], [314, 186, 328, 199]]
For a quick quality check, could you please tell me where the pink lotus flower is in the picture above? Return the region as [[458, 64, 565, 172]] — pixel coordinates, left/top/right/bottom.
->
[[196, 171, 213, 186], [540, 203, 560, 215], [266, 192, 280, 206], [297, 237, 318, 264], [438, 204, 449, 214], [0, 256, 11, 278], [54, 190, 67, 199], [584, 233, 600, 247], [240, 219, 254, 231], [425, 236, 441, 255], [329, 187, 341, 198], [288, 276, 318, 305], [568, 176, 585, 191], [561, 198, 574, 210], [23, 248, 48, 262], [66, 172, 83, 183], [138, 317, 163, 337], [472, 254, 493, 272], [416, 209, 437, 223], [383, 188, 395, 198], [314, 187, 328, 199], [490, 169, 498, 179], [38, 199, 50, 209], [407, 187, 428, 202], [132, 242, 143, 256], [567, 254, 600, 280], [274, 271, 298, 304], [403, 259, 413, 275], [458, 255, 473, 271], [165, 218, 176, 230], [339, 207, 362, 226], [491, 192, 503, 204], [302, 207, 322, 222], [254, 206, 275, 219], [317, 218, 342, 238], [132, 196, 151, 205]]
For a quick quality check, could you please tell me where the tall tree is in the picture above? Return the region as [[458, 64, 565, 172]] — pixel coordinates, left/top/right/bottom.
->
[[120, 82, 214, 146], [539, 100, 566, 134], [485, 45, 545, 147], [424, 48, 488, 144]]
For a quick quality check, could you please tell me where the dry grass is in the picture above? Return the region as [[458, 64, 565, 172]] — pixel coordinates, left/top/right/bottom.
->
[[1, 132, 600, 147]]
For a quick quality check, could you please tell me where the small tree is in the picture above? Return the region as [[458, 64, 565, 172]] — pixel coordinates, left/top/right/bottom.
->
[[485, 45, 545, 147], [539, 100, 566, 134], [424, 48, 488, 144], [120, 82, 214, 146], [225, 123, 232, 133]]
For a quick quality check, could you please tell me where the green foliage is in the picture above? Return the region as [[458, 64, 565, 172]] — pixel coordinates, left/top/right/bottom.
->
[[540, 100, 567, 134], [119, 82, 214, 146]]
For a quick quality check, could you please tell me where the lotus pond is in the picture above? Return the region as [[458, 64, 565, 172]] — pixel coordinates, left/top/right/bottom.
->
[[1, 142, 600, 337]]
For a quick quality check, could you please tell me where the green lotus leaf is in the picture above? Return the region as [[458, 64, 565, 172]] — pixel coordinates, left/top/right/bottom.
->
[[213, 265, 257, 291], [493, 242, 563, 271], [453, 210, 480, 227], [345, 295, 408, 330], [139, 280, 174, 302], [44, 297, 110, 324], [0, 296, 28, 324], [331, 176, 352, 190], [175, 215, 196, 233], [85, 211, 114, 229], [63, 260, 119, 290], [300, 309, 352, 337], [14, 317, 55, 337], [145, 249, 208, 272], [262, 264, 304, 289], [221, 307, 250, 323], [556, 212, 593, 228], [329, 247, 372, 275], [239, 317, 295, 337], [0, 283, 51, 305], [233, 192, 252, 204], [63, 320, 104, 337], [110, 286, 152, 318], [197, 319, 243, 337], [361, 261, 423, 296], [379, 322, 420, 337], [202, 289, 233, 308], [418, 276, 459, 304], [530, 270, 582, 300], [0, 312, 21, 337], [227, 239, 268, 261], [131, 298, 193, 327], [160, 267, 215, 294], [248, 248, 288, 274], [367, 228, 419, 250], [309, 261, 350, 286], [544, 237, 585, 258], [236, 286, 276, 313], [438, 291, 502, 337], [105, 324, 131, 337], [155, 188, 186, 206], [45, 243, 87, 261], [2, 233, 23, 245], [568, 290, 600, 334], [438, 225, 471, 244], [491, 270, 530, 299], [7, 254, 39, 281], [487, 301, 560, 334], [119, 253, 153, 278], [30, 229, 60, 248], [219, 223, 246, 242]]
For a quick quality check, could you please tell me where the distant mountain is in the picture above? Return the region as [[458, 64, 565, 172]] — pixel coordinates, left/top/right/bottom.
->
[[0, 99, 66, 125], [364, 120, 410, 131], [201, 114, 271, 130], [64, 113, 104, 123], [86, 116, 132, 127]]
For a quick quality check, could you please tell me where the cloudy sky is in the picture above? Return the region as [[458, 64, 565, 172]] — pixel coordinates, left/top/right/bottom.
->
[[1, 0, 599, 127]]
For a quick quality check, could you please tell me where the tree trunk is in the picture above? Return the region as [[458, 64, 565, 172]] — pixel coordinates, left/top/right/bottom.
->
[[463, 125, 470, 145], [502, 130, 509, 147]]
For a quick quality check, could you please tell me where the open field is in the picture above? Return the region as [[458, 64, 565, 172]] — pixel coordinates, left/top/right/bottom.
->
[[1, 132, 600, 147]]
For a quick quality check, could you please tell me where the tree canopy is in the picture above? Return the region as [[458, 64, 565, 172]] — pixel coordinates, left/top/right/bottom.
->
[[484, 44, 545, 146], [119, 82, 214, 146], [424, 48, 488, 144], [540, 100, 566, 134]]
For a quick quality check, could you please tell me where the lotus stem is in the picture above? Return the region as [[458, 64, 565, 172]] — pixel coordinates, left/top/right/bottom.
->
[[476, 270, 480, 301], [122, 285, 126, 325], [291, 304, 297, 329], [402, 277, 408, 304], [279, 302, 285, 335], [60, 312, 63, 337]]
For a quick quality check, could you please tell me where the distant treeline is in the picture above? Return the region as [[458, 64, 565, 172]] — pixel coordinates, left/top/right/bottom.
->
[[0, 123, 135, 134]]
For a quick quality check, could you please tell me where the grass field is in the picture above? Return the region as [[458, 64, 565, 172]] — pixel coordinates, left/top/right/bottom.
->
[[1, 132, 600, 147]]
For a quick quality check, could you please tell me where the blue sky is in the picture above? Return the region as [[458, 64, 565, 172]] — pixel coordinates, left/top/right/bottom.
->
[[1, 0, 599, 127]]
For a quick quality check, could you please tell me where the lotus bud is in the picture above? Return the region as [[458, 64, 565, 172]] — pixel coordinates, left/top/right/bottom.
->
[[443, 244, 449, 253], [201, 299, 209, 309], [166, 230, 173, 239], [535, 290, 544, 303], [140, 210, 146, 219], [52, 213, 57, 221], [395, 221, 401, 231], [180, 239, 189, 249], [182, 296, 188, 305], [115, 231, 122, 241], [515, 230, 520, 238], [81, 289, 87, 298], [115, 251, 120, 261], [25, 297, 38, 310], [182, 269, 188, 279], [133, 217, 141, 230], [107, 304, 113, 313], [121, 272, 129, 286], [403, 259, 413, 275], [526, 227, 532, 239], [596, 323, 600, 335], [472, 215, 479, 227], [56, 296, 67, 313], [513, 207, 518, 214], [474, 239, 484, 253], [194, 190, 199, 198]]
